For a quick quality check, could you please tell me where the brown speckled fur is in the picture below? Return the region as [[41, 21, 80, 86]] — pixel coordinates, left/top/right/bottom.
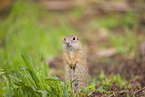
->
[[63, 35, 88, 92]]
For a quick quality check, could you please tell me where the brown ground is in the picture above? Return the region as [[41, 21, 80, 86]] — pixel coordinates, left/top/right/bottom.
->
[[48, 37, 145, 96]]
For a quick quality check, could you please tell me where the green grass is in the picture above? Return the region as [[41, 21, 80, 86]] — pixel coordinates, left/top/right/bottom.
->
[[1, 53, 71, 96], [0, 53, 129, 96]]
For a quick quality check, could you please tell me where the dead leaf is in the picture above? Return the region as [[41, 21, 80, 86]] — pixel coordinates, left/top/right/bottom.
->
[[97, 48, 117, 57]]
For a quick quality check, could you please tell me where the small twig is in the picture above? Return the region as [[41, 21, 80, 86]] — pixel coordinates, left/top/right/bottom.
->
[[109, 87, 145, 97], [109, 90, 127, 97], [132, 87, 145, 95]]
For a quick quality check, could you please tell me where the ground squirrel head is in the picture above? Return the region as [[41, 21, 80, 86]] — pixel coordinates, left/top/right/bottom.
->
[[63, 35, 81, 51]]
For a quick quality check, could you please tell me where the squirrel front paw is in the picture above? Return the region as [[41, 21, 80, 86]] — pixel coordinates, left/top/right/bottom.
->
[[70, 64, 76, 70], [67, 59, 76, 70]]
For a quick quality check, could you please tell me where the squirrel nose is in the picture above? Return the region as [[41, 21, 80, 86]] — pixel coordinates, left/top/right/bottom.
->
[[66, 42, 69, 46]]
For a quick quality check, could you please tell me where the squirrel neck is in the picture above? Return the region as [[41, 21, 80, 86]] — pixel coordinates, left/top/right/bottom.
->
[[65, 45, 82, 52], [66, 48, 80, 59], [64, 45, 83, 59]]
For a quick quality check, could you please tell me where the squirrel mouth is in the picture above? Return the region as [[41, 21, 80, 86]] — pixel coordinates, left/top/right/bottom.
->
[[66, 45, 71, 47], [66, 43, 71, 47]]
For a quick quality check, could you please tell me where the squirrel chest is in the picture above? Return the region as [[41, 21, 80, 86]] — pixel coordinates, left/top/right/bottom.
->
[[66, 50, 77, 61], [69, 51, 74, 59]]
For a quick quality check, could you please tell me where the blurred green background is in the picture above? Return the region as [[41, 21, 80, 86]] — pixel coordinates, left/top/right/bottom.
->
[[0, 0, 77, 72], [0, 0, 145, 96]]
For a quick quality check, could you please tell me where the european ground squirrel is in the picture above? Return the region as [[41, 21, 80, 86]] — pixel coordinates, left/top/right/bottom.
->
[[63, 35, 88, 92]]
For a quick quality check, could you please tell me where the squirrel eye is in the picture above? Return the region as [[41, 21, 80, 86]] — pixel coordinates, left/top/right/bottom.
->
[[77, 38, 79, 40], [73, 37, 75, 40], [64, 38, 66, 41]]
